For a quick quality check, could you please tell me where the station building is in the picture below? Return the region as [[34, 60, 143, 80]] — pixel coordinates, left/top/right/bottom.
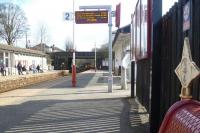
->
[[112, 25, 131, 89], [0, 44, 47, 75], [113, 25, 131, 75]]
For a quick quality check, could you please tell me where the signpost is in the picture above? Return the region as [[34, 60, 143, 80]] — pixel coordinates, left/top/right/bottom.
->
[[78, 5, 113, 93], [72, 0, 76, 87], [64, 4, 114, 89], [63, 12, 73, 21], [115, 3, 121, 27], [64, 0, 76, 87], [183, 1, 190, 32]]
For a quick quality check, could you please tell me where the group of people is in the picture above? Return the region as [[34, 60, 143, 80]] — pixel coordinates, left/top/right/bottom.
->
[[17, 62, 42, 75], [0, 62, 43, 76]]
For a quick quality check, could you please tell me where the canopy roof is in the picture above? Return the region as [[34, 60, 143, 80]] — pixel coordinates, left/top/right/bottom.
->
[[112, 24, 131, 48]]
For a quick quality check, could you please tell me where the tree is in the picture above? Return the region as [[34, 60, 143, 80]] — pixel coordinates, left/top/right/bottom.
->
[[0, 3, 28, 45], [39, 24, 47, 44], [65, 39, 73, 52], [92, 44, 107, 51], [92, 43, 108, 58], [96, 43, 108, 52], [36, 24, 50, 52]]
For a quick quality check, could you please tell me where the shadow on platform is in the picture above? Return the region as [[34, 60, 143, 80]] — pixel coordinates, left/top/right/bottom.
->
[[0, 98, 149, 133]]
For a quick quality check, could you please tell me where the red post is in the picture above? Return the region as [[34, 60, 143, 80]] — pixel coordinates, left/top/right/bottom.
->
[[71, 0, 76, 87], [72, 64, 76, 87]]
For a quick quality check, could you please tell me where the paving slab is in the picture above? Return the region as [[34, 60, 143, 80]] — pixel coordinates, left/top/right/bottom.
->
[[0, 70, 149, 133]]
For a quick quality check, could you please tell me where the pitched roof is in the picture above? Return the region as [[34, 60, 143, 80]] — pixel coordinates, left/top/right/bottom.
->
[[0, 44, 46, 56], [30, 43, 50, 49], [30, 43, 64, 52], [51, 46, 64, 52], [112, 24, 131, 47], [113, 33, 131, 49]]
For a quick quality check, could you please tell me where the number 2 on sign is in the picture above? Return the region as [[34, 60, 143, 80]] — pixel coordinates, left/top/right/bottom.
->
[[65, 12, 70, 20]]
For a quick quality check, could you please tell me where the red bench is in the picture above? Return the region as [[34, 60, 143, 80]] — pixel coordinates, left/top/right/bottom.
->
[[159, 99, 200, 133], [159, 37, 200, 133]]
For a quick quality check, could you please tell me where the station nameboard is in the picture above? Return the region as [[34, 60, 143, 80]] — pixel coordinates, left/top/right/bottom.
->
[[115, 3, 121, 27], [75, 10, 108, 24]]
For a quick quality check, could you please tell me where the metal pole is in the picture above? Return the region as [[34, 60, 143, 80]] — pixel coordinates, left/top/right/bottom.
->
[[150, 0, 162, 132], [79, 5, 112, 92], [72, 0, 77, 87], [108, 7, 113, 92], [26, 32, 28, 48], [95, 42, 96, 72]]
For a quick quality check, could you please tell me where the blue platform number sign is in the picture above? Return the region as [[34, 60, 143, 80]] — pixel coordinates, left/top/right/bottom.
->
[[183, 1, 190, 32], [64, 12, 70, 21]]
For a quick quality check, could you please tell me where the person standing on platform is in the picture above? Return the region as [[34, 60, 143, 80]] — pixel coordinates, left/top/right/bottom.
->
[[0, 64, 3, 76], [2, 64, 6, 76], [17, 62, 22, 75], [36, 64, 40, 73]]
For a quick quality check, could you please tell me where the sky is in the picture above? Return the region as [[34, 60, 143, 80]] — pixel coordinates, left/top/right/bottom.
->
[[0, 0, 178, 51]]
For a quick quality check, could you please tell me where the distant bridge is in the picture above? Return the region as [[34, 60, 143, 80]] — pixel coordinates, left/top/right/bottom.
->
[[49, 51, 109, 59], [49, 51, 111, 70], [68, 52, 95, 59]]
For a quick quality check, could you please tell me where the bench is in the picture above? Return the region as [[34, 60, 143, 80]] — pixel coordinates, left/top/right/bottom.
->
[[159, 99, 200, 133], [159, 37, 200, 133]]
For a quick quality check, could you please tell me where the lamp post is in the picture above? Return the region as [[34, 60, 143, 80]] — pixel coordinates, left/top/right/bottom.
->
[[72, 0, 76, 87], [63, 1, 76, 87], [95, 42, 96, 72]]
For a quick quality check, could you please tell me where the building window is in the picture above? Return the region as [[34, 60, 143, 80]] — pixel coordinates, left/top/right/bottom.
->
[[0, 52, 3, 57], [0, 52, 3, 65], [6, 58, 8, 67], [5, 52, 8, 57]]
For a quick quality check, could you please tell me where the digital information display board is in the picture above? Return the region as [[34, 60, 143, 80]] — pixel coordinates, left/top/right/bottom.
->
[[75, 10, 108, 24]]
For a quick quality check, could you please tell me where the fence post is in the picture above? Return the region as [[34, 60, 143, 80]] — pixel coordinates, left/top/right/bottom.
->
[[131, 61, 135, 98], [150, 0, 162, 132]]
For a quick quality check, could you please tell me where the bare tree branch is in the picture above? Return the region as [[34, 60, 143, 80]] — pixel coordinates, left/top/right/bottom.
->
[[36, 24, 51, 45], [95, 43, 108, 58], [97, 43, 108, 52], [39, 24, 46, 44], [65, 38, 73, 52], [0, 3, 28, 45]]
